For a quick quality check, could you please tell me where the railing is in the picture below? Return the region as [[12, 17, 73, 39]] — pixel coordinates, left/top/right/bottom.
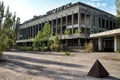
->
[[61, 33, 89, 39]]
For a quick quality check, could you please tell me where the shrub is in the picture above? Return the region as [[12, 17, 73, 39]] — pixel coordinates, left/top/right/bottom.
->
[[50, 35, 59, 51], [116, 49, 120, 53], [19, 46, 33, 51], [75, 29, 78, 34], [64, 51, 70, 56], [64, 29, 70, 35], [85, 40, 93, 53]]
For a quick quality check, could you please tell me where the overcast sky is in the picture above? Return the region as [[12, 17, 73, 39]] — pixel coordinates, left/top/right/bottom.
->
[[1, 0, 116, 23]]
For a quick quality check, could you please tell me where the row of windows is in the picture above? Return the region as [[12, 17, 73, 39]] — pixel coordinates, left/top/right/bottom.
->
[[18, 14, 115, 40], [99, 18, 116, 30]]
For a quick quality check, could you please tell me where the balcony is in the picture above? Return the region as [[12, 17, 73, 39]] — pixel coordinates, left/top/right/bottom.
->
[[61, 33, 89, 39], [66, 24, 78, 29], [16, 38, 33, 43]]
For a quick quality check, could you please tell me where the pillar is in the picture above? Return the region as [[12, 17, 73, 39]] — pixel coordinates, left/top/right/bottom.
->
[[98, 37, 102, 51], [104, 19, 106, 30], [108, 20, 110, 30], [32, 26, 34, 38], [41, 22, 43, 29], [66, 13, 68, 29], [78, 38, 81, 47], [78, 9, 80, 33], [34, 25, 35, 37], [85, 14, 87, 35], [38, 23, 40, 31], [61, 15, 63, 35], [65, 40, 68, 46], [51, 19, 53, 36], [72, 11, 74, 34], [31, 26, 32, 38], [56, 17, 58, 34], [114, 35, 117, 52], [29, 27, 31, 38]]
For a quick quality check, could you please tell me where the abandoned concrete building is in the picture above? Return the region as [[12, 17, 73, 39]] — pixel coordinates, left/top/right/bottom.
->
[[16, 2, 118, 52]]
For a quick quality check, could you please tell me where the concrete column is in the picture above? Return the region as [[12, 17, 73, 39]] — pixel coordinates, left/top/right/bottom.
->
[[29, 27, 31, 38], [31, 26, 32, 38], [56, 17, 58, 34], [28, 27, 30, 38], [112, 22, 114, 29], [28, 28, 29, 38], [34, 25, 36, 37], [78, 9, 80, 33], [98, 37, 102, 51], [51, 19, 53, 36], [108, 20, 110, 30], [66, 13, 68, 28], [85, 14, 87, 35], [32, 26, 34, 38], [61, 15, 63, 35], [78, 38, 81, 46], [66, 40, 68, 46], [104, 19, 106, 30], [72, 11, 74, 34], [41, 22, 43, 29], [38, 23, 40, 31], [100, 18, 102, 31], [114, 35, 117, 52], [37, 24, 39, 33]]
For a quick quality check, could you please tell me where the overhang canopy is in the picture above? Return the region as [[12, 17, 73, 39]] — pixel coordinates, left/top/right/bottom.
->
[[90, 28, 120, 38]]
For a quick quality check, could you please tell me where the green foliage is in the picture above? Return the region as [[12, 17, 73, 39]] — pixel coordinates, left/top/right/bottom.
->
[[116, 49, 120, 53], [50, 35, 59, 51], [85, 40, 93, 53], [64, 51, 70, 56], [33, 31, 43, 50], [32, 22, 51, 51], [115, 0, 120, 28], [64, 29, 70, 35], [115, 0, 120, 17], [19, 46, 33, 51], [75, 29, 78, 34], [116, 17, 120, 28], [0, 1, 20, 53], [42, 22, 51, 40]]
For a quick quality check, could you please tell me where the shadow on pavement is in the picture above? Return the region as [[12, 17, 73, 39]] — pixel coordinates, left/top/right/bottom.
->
[[0, 52, 120, 80]]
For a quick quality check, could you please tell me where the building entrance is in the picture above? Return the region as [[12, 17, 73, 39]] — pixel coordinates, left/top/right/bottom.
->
[[102, 37, 114, 52]]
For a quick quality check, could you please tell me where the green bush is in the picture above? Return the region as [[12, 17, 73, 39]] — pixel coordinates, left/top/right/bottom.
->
[[75, 29, 78, 34], [50, 35, 60, 51], [116, 49, 120, 53], [64, 29, 70, 35], [64, 51, 70, 56], [50, 44, 59, 51], [19, 46, 33, 51], [85, 40, 93, 53]]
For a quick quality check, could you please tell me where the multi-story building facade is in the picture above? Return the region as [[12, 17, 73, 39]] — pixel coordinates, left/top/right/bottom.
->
[[16, 2, 116, 49]]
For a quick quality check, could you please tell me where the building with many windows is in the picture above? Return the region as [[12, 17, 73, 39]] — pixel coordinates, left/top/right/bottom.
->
[[16, 2, 117, 51]]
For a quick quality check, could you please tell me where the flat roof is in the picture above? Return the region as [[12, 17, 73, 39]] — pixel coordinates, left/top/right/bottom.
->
[[21, 2, 116, 25], [90, 28, 120, 38]]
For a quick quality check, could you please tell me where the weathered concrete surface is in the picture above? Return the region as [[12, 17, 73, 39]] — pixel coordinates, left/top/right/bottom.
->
[[0, 51, 120, 80]]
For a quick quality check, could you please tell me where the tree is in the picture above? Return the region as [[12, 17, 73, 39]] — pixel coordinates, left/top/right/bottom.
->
[[115, 0, 120, 28], [116, 0, 120, 17], [33, 31, 43, 50], [42, 22, 51, 40], [33, 22, 51, 51], [0, 1, 20, 57], [50, 35, 59, 51]]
